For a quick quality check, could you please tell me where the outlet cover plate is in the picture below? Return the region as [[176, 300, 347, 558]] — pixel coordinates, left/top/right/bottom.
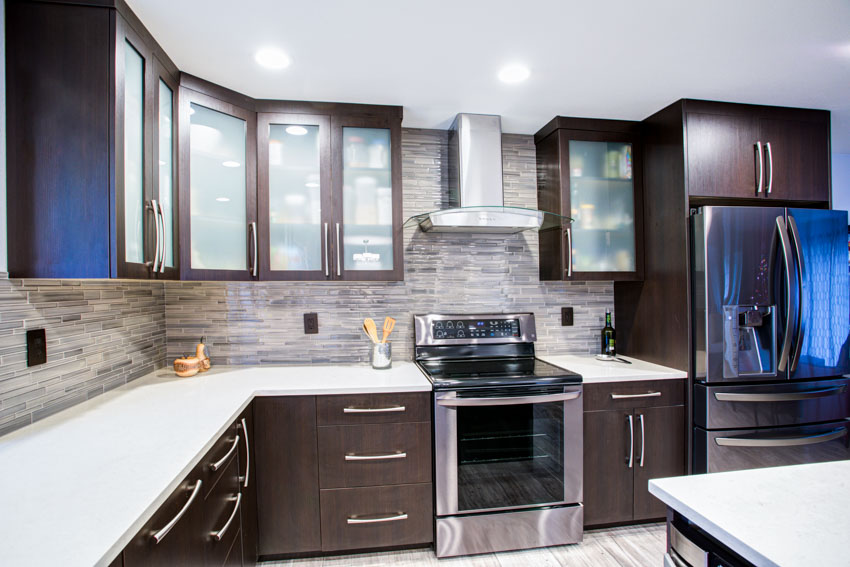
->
[[561, 307, 574, 326], [27, 328, 47, 366], [304, 313, 319, 334]]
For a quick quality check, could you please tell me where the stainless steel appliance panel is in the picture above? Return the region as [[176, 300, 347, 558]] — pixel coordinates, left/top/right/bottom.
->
[[693, 207, 785, 383], [786, 208, 850, 380], [694, 378, 850, 429], [694, 419, 850, 473], [435, 504, 582, 558]]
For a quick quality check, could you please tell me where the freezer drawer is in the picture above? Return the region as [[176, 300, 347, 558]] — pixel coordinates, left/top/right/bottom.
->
[[694, 378, 850, 429], [694, 420, 850, 473]]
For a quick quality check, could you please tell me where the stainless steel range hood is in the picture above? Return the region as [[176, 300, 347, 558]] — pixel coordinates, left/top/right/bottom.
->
[[406, 113, 549, 233]]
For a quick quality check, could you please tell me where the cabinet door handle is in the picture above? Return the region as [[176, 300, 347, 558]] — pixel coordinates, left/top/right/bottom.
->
[[765, 142, 773, 194], [343, 405, 405, 413], [565, 226, 573, 277], [611, 392, 662, 400], [152, 480, 202, 544], [336, 223, 341, 276], [211, 493, 242, 541], [210, 436, 239, 472], [238, 418, 250, 488], [638, 413, 645, 467], [324, 222, 330, 277], [146, 200, 161, 272], [157, 201, 166, 273], [250, 221, 258, 277], [755, 141, 763, 193], [626, 414, 634, 469], [345, 452, 407, 461], [347, 512, 408, 525]]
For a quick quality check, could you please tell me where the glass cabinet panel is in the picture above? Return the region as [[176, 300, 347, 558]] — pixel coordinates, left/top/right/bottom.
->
[[341, 127, 393, 271], [267, 124, 322, 271], [158, 79, 175, 268], [568, 140, 636, 272], [189, 103, 247, 270], [123, 41, 145, 265]]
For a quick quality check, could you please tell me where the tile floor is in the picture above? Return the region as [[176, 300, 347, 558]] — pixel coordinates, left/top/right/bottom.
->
[[263, 523, 666, 566]]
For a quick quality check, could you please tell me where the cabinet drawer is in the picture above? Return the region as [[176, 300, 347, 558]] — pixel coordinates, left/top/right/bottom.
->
[[320, 483, 433, 552], [200, 423, 239, 499], [317, 393, 430, 425], [318, 422, 431, 488], [203, 456, 242, 566], [584, 380, 685, 412]]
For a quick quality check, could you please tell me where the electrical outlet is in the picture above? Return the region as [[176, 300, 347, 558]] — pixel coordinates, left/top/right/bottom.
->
[[303, 313, 319, 334], [27, 329, 47, 366], [561, 307, 574, 326]]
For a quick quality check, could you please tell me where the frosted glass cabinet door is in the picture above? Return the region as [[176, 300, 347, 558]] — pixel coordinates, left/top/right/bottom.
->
[[157, 78, 176, 271], [568, 140, 636, 273], [258, 114, 332, 279], [123, 40, 146, 267], [340, 126, 396, 275]]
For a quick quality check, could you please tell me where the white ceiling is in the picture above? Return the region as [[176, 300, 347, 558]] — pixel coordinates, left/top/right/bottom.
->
[[127, 0, 850, 152]]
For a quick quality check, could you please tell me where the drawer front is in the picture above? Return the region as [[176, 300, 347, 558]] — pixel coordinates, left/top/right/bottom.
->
[[318, 422, 431, 488], [201, 422, 239, 499], [584, 379, 685, 412], [317, 392, 430, 425], [320, 483, 433, 552], [203, 456, 242, 566]]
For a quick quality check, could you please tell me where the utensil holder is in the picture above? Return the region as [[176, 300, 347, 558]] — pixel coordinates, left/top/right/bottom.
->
[[371, 342, 392, 369]]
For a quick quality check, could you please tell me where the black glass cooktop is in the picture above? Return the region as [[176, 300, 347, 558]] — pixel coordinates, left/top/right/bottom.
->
[[416, 356, 582, 390]]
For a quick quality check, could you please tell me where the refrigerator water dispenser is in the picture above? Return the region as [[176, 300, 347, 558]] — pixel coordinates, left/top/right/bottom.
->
[[722, 305, 776, 378]]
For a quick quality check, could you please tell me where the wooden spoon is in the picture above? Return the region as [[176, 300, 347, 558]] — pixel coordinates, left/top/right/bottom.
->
[[381, 317, 396, 343], [363, 318, 380, 344]]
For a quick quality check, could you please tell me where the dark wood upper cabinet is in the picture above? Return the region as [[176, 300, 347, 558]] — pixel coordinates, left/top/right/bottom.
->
[[535, 117, 644, 282], [684, 100, 831, 203], [6, 0, 180, 279]]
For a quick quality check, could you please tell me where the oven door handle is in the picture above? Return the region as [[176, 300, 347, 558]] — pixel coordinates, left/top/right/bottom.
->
[[436, 391, 581, 407]]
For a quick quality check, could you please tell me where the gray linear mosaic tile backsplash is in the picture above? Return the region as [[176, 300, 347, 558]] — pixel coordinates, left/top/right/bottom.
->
[[166, 130, 613, 364]]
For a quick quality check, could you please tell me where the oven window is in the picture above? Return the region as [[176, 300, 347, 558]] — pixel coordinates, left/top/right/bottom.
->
[[456, 400, 565, 511]]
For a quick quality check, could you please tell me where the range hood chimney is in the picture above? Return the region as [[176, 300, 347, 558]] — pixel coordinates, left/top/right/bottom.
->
[[412, 113, 546, 233]]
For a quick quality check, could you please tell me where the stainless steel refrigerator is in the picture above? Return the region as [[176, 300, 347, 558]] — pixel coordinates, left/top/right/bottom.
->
[[691, 206, 850, 473]]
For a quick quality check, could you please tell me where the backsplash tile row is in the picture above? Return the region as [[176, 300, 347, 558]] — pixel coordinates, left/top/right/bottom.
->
[[166, 129, 613, 364], [0, 278, 166, 436]]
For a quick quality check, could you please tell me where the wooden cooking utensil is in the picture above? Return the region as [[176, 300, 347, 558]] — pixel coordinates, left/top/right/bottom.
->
[[363, 324, 377, 344], [381, 317, 396, 343], [363, 318, 380, 344]]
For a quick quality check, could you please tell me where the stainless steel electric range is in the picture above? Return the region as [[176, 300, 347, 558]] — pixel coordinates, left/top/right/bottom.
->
[[413, 313, 584, 558]]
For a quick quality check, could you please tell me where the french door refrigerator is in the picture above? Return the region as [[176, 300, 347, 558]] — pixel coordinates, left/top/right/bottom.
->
[[691, 206, 850, 473]]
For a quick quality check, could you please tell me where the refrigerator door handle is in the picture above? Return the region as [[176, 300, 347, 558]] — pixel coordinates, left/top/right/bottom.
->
[[787, 215, 805, 373], [776, 216, 794, 373]]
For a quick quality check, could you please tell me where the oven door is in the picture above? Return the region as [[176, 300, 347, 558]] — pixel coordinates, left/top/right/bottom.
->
[[434, 385, 583, 516]]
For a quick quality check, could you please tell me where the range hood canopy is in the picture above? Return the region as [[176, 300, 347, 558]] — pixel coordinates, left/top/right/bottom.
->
[[404, 113, 570, 233]]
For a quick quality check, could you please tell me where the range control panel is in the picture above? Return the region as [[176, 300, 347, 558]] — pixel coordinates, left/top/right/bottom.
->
[[432, 318, 520, 340]]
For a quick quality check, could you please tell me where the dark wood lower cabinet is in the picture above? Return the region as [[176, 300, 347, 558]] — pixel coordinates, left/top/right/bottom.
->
[[583, 410, 634, 526], [633, 405, 686, 521], [237, 406, 259, 565], [203, 456, 241, 566]]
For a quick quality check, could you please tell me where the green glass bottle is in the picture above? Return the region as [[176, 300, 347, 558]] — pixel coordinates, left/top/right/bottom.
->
[[601, 309, 616, 356]]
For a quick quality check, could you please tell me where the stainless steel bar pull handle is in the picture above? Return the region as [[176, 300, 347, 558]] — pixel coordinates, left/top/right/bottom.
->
[[714, 385, 846, 403], [345, 452, 407, 461], [324, 222, 329, 277], [250, 222, 258, 277], [157, 202, 166, 273], [437, 391, 581, 407], [210, 436, 239, 472], [627, 414, 634, 468], [211, 493, 242, 541], [787, 215, 805, 372], [776, 216, 793, 372], [638, 414, 645, 467], [765, 142, 773, 194], [152, 480, 202, 544], [755, 141, 763, 193], [347, 513, 408, 525], [146, 200, 161, 272], [611, 392, 661, 400], [565, 227, 573, 277], [238, 418, 250, 488], [336, 223, 341, 276], [343, 406, 405, 414], [715, 427, 847, 448]]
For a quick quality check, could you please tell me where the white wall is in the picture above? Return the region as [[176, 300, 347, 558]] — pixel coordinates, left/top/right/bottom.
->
[[832, 153, 850, 213], [1, 0, 6, 273]]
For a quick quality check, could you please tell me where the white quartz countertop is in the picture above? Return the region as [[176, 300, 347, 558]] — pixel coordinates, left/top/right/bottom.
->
[[649, 461, 850, 566], [538, 354, 686, 383], [0, 363, 431, 567]]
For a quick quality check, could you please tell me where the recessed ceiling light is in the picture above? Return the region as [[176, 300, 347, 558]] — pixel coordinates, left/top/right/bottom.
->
[[222, 161, 240, 168], [255, 47, 291, 70], [498, 64, 530, 84], [286, 125, 308, 136], [216, 197, 231, 202], [305, 182, 320, 188]]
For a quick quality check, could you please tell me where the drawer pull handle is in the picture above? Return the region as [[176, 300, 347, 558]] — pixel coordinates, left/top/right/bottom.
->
[[238, 418, 250, 488], [343, 406, 406, 413], [152, 480, 202, 544], [715, 427, 847, 448], [345, 452, 407, 461], [714, 386, 846, 403], [211, 493, 242, 541], [210, 436, 239, 472], [611, 392, 662, 400], [347, 512, 408, 525]]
